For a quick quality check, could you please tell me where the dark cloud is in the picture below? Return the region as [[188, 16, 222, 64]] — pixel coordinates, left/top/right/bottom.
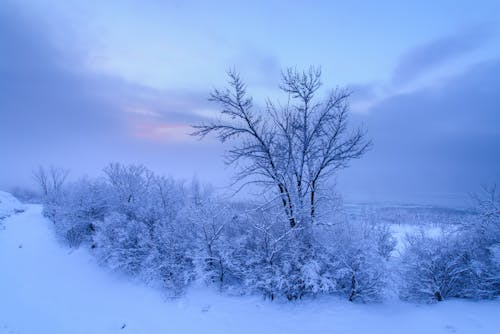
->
[[392, 26, 492, 85], [341, 58, 500, 206]]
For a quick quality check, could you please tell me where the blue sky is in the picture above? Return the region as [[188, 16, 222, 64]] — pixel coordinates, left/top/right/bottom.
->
[[1, 0, 499, 205]]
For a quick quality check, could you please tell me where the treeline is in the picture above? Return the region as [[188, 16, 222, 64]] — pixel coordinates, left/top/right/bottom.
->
[[36, 164, 499, 302]]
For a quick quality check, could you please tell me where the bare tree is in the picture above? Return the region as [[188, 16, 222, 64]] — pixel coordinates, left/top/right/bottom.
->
[[193, 67, 370, 228], [33, 165, 69, 197], [103, 163, 154, 205]]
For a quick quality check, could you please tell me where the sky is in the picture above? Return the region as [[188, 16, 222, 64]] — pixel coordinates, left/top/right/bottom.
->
[[1, 0, 499, 206]]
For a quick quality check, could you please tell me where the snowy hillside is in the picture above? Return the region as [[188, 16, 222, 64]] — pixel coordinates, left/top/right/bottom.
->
[[0, 191, 25, 221], [0, 195, 499, 334]]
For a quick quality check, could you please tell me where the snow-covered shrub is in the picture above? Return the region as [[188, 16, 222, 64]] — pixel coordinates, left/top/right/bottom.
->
[[328, 221, 392, 302], [40, 189, 66, 226], [215, 206, 392, 302], [399, 232, 468, 302], [150, 175, 186, 223], [399, 234, 498, 302], [456, 235, 499, 299], [220, 208, 302, 299], [459, 186, 500, 298], [103, 164, 185, 228], [38, 163, 196, 294], [188, 198, 236, 286], [271, 237, 338, 300], [95, 165, 193, 292], [187, 206, 320, 300], [37, 163, 393, 301], [245, 231, 309, 300], [94, 212, 151, 275], [373, 223, 397, 260], [103, 163, 154, 220], [34, 166, 69, 224], [399, 186, 500, 302], [140, 218, 196, 296], [45, 178, 110, 247]]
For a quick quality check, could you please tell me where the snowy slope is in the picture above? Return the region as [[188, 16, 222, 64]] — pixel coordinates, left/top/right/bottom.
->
[[0, 191, 25, 220], [0, 201, 499, 334]]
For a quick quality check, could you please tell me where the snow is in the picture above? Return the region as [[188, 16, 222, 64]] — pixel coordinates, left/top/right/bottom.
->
[[0, 199, 499, 334], [390, 223, 444, 253], [0, 191, 25, 221]]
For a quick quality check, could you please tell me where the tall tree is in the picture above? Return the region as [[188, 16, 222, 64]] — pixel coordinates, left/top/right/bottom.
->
[[193, 67, 370, 228]]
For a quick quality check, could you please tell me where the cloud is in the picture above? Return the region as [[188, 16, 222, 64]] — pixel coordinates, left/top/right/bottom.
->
[[0, 4, 122, 139], [2, 1, 497, 206], [341, 58, 500, 205], [392, 26, 491, 85], [349, 26, 495, 113], [131, 122, 194, 143], [228, 47, 282, 87], [0, 3, 222, 189], [347, 83, 382, 113]]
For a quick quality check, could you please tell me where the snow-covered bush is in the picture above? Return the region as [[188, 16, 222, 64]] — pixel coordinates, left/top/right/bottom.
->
[[209, 207, 393, 302], [399, 186, 499, 302], [43, 178, 110, 247], [188, 198, 236, 286], [237, 221, 319, 300], [37, 165, 395, 301], [34, 166, 70, 224], [94, 212, 151, 275], [399, 232, 467, 302], [29, 164, 401, 302], [142, 223, 196, 296], [460, 186, 500, 298], [103, 163, 154, 220], [327, 221, 392, 302], [38, 162, 498, 302], [456, 234, 499, 299]]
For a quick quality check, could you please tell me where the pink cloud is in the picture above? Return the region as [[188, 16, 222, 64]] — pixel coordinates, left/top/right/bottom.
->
[[131, 121, 194, 143]]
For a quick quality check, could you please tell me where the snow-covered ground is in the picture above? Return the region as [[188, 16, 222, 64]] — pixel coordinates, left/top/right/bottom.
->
[[390, 223, 444, 253], [0, 200, 499, 334], [0, 191, 25, 221]]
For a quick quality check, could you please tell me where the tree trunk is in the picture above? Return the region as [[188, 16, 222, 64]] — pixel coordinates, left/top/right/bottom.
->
[[278, 183, 296, 228], [310, 188, 315, 222], [349, 273, 356, 302], [434, 291, 443, 302]]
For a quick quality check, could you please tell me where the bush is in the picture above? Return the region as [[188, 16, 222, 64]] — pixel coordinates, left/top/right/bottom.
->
[[399, 233, 467, 302], [399, 186, 500, 302], [38, 167, 394, 301], [94, 212, 151, 275], [37, 163, 497, 302], [328, 221, 392, 302], [142, 219, 196, 296]]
